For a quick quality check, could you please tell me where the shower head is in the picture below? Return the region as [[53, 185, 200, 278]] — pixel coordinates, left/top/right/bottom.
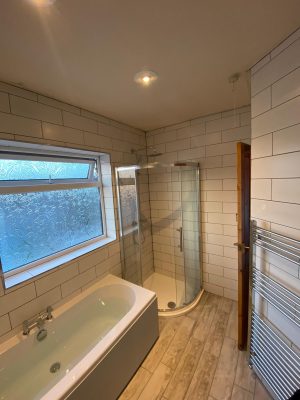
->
[[131, 147, 163, 158], [146, 146, 163, 157], [147, 152, 163, 157]]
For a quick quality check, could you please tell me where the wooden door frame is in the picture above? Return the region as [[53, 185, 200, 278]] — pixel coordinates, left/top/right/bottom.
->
[[237, 142, 251, 350]]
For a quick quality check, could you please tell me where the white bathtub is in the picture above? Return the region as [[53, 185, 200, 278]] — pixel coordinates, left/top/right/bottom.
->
[[0, 275, 158, 400]]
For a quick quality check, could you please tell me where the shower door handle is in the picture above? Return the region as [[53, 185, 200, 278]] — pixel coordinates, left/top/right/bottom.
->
[[177, 227, 183, 252]]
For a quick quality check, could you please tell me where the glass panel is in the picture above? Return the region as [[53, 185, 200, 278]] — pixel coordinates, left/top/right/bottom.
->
[[0, 187, 103, 273], [180, 166, 201, 305], [116, 168, 142, 285], [171, 166, 185, 309], [148, 165, 178, 310], [0, 159, 95, 181], [136, 169, 154, 285]]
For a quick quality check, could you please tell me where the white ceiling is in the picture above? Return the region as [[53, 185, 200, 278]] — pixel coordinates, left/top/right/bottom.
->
[[0, 1, 299, 131]]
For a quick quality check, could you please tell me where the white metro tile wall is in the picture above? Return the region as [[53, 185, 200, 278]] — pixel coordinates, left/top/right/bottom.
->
[[251, 37, 300, 96], [0, 81, 152, 342], [251, 28, 300, 353], [146, 105, 251, 300]]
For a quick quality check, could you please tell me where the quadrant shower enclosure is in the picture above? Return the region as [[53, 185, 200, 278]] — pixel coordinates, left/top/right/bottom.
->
[[116, 162, 203, 315]]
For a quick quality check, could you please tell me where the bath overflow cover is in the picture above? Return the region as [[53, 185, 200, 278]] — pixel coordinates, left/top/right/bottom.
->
[[50, 362, 61, 373]]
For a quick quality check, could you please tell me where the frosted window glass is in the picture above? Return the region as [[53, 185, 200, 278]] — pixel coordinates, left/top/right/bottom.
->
[[0, 187, 103, 273], [0, 160, 94, 181]]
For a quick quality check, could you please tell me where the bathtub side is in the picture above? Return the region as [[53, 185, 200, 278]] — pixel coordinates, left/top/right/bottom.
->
[[66, 297, 159, 400]]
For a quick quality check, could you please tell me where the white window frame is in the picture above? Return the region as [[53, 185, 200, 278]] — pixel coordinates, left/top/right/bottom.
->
[[0, 142, 112, 289]]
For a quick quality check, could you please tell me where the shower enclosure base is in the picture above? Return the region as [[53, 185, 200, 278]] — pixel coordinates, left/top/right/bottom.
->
[[144, 272, 204, 317]]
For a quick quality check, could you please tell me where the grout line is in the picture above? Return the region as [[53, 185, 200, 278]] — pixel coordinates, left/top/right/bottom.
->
[[251, 29, 300, 77], [251, 67, 300, 98], [1, 92, 143, 137], [269, 30, 300, 61], [252, 92, 300, 121]]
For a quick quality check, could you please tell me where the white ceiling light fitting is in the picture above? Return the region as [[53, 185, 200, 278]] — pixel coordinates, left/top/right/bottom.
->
[[228, 72, 240, 85], [134, 70, 158, 87], [27, 0, 56, 7]]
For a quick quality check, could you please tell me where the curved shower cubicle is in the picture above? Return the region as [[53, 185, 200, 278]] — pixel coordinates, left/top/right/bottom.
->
[[116, 160, 203, 316]]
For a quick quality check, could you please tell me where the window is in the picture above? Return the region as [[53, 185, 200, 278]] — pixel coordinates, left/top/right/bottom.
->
[[0, 146, 106, 283]]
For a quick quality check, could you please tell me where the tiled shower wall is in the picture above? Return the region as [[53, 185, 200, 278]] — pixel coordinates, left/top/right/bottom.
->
[[146, 105, 251, 300], [251, 28, 300, 350], [148, 165, 200, 296], [0, 81, 153, 341]]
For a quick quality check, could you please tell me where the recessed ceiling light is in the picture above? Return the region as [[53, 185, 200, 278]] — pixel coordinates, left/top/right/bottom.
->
[[28, 0, 56, 6], [134, 70, 158, 87]]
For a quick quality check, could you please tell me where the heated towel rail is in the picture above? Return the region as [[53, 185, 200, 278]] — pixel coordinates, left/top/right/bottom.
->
[[249, 223, 300, 400]]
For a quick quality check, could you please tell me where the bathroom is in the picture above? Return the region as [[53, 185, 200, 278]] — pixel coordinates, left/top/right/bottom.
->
[[0, 1, 299, 399]]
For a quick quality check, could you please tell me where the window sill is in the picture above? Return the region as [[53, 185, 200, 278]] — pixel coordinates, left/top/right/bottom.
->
[[3, 236, 116, 289]]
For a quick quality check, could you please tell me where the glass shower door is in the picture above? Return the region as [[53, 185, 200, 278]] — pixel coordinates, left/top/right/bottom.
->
[[116, 167, 142, 285], [175, 164, 201, 306], [116, 162, 201, 313]]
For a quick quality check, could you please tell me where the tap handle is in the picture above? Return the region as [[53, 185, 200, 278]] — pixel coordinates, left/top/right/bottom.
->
[[46, 305, 53, 320], [22, 320, 30, 335]]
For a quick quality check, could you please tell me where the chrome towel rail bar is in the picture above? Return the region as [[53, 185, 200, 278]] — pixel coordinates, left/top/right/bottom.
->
[[252, 268, 300, 328], [253, 225, 300, 266], [250, 311, 300, 400], [249, 222, 300, 400]]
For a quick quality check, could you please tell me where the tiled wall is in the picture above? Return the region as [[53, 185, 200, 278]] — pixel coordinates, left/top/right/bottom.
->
[[148, 164, 201, 301], [146, 106, 251, 300], [0, 81, 151, 342], [148, 165, 186, 281], [251, 28, 300, 350]]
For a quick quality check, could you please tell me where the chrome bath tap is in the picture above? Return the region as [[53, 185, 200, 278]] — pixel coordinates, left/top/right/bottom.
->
[[22, 305, 53, 336]]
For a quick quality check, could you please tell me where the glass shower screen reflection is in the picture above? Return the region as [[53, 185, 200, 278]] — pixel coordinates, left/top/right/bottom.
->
[[116, 167, 142, 286], [179, 166, 201, 306]]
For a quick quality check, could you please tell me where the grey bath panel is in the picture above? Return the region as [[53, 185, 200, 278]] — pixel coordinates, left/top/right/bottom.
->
[[66, 298, 159, 400]]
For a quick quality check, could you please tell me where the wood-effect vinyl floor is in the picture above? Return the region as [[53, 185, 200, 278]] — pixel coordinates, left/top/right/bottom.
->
[[119, 292, 273, 400]]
